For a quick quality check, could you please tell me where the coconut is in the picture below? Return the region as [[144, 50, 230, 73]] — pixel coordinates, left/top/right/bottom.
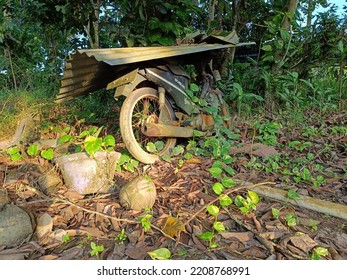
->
[[119, 176, 156, 210]]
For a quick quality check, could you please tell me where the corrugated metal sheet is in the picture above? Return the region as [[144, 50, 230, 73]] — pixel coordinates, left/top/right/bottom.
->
[[57, 39, 244, 102]]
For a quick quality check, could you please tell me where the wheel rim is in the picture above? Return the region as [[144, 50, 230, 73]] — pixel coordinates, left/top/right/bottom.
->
[[132, 95, 169, 152]]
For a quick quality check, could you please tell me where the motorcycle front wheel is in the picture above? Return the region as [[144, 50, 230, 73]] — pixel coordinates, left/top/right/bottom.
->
[[119, 87, 177, 164]]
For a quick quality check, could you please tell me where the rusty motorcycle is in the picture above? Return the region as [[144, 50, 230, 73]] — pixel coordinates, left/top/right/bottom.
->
[[57, 32, 250, 164]]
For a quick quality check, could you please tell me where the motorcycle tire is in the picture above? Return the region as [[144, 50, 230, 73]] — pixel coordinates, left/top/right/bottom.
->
[[119, 87, 177, 164]]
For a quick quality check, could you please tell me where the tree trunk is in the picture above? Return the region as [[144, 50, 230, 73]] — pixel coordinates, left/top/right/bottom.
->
[[306, 0, 313, 28], [207, 0, 216, 33], [282, 0, 299, 30], [272, 0, 298, 73], [230, 0, 240, 60], [92, 0, 101, 48], [231, 0, 238, 33], [84, 0, 101, 49], [216, 0, 224, 32], [84, 21, 95, 49]]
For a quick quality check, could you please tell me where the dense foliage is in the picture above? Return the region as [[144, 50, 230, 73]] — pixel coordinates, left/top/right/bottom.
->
[[0, 0, 346, 111]]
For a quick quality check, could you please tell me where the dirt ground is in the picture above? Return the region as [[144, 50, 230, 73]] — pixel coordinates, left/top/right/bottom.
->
[[0, 110, 346, 260]]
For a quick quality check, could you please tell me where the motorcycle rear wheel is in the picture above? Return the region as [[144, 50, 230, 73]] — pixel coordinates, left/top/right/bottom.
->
[[119, 87, 177, 164]]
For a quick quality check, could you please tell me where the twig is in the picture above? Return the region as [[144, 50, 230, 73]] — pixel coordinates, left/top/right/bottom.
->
[[222, 206, 275, 254], [2, 164, 8, 188], [21, 183, 194, 249], [5, 45, 17, 93], [223, 207, 307, 260], [53, 195, 140, 224]]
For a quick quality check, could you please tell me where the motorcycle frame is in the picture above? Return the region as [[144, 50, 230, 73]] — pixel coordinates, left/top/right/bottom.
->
[[107, 64, 196, 116]]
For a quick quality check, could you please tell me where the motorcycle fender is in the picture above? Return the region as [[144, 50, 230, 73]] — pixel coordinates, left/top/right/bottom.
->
[[106, 68, 147, 98]]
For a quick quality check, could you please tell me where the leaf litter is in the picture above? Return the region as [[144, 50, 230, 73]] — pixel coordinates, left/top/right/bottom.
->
[[0, 110, 346, 260]]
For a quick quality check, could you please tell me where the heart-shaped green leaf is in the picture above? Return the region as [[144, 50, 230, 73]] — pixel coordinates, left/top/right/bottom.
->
[[41, 148, 54, 160], [103, 135, 115, 146], [212, 182, 224, 195], [27, 144, 38, 156], [147, 248, 171, 260], [206, 205, 219, 217]]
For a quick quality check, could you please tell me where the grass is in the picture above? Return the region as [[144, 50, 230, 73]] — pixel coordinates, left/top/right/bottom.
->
[[0, 88, 119, 142], [0, 89, 55, 141]]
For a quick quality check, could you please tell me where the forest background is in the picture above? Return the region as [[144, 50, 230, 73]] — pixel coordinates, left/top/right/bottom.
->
[[0, 0, 346, 133]]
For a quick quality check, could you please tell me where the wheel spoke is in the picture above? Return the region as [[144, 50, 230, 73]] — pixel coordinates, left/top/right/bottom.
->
[[131, 96, 169, 152]]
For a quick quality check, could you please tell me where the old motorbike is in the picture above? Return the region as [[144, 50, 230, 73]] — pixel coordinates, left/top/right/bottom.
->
[[106, 59, 232, 164], [57, 33, 246, 164]]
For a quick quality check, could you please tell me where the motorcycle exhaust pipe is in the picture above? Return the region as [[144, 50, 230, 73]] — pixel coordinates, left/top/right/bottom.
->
[[142, 123, 200, 138]]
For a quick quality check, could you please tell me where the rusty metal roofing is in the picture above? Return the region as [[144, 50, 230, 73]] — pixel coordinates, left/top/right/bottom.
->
[[57, 33, 246, 102]]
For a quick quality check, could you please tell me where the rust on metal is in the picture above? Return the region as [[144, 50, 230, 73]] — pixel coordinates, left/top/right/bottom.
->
[[141, 123, 197, 138], [56, 31, 245, 103]]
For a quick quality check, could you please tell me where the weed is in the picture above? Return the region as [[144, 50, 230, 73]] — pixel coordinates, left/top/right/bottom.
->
[[287, 189, 300, 200], [7, 146, 22, 161], [59, 126, 116, 157], [115, 229, 127, 244], [0, 89, 53, 141], [146, 141, 165, 153], [234, 191, 260, 215], [254, 120, 282, 146], [229, 82, 264, 117], [90, 242, 104, 258], [115, 153, 139, 173], [40, 148, 54, 160], [27, 144, 39, 156], [311, 247, 329, 260], [138, 210, 152, 232], [62, 233, 70, 243], [198, 204, 226, 248], [309, 220, 318, 233], [285, 213, 297, 227], [272, 208, 280, 219]]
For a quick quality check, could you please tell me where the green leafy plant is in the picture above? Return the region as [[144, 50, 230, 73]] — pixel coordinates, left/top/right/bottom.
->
[[115, 229, 127, 244], [288, 140, 313, 152], [254, 121, 282, 146], [284, 213, 297, 227], [198, 204, 226, 248], [309, 220, 318, 233], [146, 141, 165, 154], [230, 82, 264, 117], [311, 247, 329, 260], [209, 160, 235, 179], [148, 248, 171, 260], [287, 189, 300, 200], [90, 242, 104, 258], [138, 211, 152, 232], [7, 146, 22, 161], [41, 148, 54, 160], [197, 179, 234, 248], [27, 144, 39, 156], [115, 153, 139, 173], [234, 190, 260, 214], [62, 233, 70, 243], [59, 126, 116, 157], [272, 207, 280, 219]]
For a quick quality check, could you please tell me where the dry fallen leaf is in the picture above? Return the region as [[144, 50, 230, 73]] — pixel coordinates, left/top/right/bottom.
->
[[289, 234, 318, 253], [259, 231, 285, 240], [162, 217, 185, 237], [229, 143, 278, 158], [185, 158, 202, 164], [219, 231, 254, 242]]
